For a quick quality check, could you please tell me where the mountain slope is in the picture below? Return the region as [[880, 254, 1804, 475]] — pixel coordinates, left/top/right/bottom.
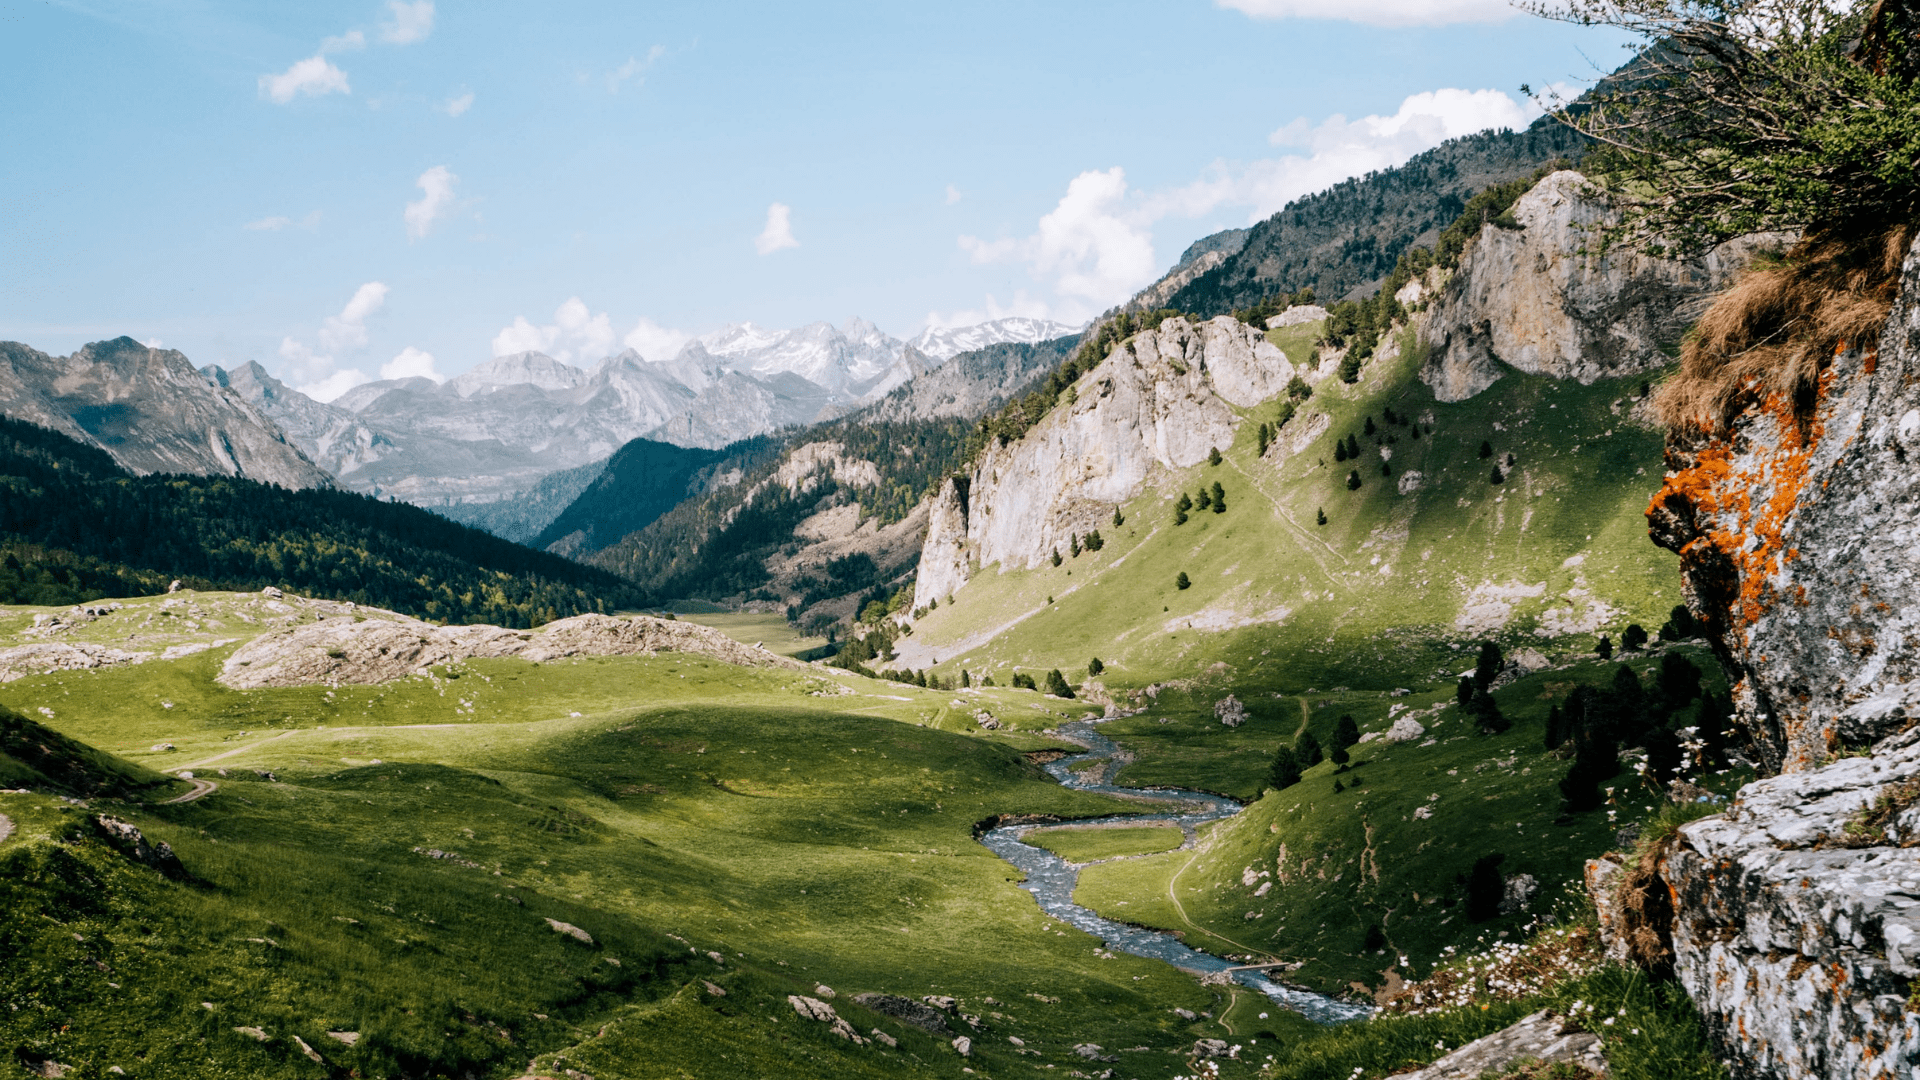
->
[[532, 438, 733, 556], [429, 456, 609, 545], [1159, 121, 1588, 315], [0, 415, 637, 625], [0, 338, 328, 489]]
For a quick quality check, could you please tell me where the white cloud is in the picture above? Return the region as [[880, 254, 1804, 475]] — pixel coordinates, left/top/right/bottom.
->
[[297, 367, 373, 403], [259, 55, 349, 104], [960, 167, 1157, 316], [442, 91, 473, 117], [320, 29, 365, 54], [379, 0, 435, 44], [141, 337, 164, 349], [622, 316, 691, 362], [381, 346, 443, 381], [1215, 0, 1518, 26], [492, 297, 616, 363], [755, 202, 799, 255], [608, 45, 666, 92], [246, 215, 292, 231], [404, 165, 458, 240], [1152, 88, 1538, 224], [319, 282, 390, 353], [945, 185, 963, 205]]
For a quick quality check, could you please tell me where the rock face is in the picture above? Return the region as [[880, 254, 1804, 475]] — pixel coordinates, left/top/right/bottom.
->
[[1395, 1010, 1605, 1079], [0, 338, 328, 489], [219, 609, 801, 689], [1419, 171, 1765, 402], [1624, 236, 1920, 1079], [913, 316, 1301, 607]]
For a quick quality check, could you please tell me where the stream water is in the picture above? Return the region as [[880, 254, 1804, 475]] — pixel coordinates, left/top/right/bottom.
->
[[978, 717, 1372, 1025]]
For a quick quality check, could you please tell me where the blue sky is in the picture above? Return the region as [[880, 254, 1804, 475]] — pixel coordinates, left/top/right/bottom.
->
[[0, 0, 1627, 398]]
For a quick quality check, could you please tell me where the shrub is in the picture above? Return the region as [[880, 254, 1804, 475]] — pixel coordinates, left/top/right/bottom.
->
[[1597, 634, 1614, 660], [1208, 446, 1222, 466], [1347, 469, 1362, 491], [1622, 623, 1649, 651], [1659, 604, 1697, 641], [1175, 571, 1191, 590], [1050, 549, 1062, 567], [1087, 657, 1104, 676], [1011, 672, 1037, 690], [1316, 507, 1327, 526], [1044, 669, 1075, 699]]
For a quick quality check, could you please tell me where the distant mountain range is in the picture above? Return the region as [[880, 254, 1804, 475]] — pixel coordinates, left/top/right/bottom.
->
[[198, 315, 1081, 508]]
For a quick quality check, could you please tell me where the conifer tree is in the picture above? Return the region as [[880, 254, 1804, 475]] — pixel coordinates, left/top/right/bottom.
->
[[1045, 669, 1075, 699], [1112, 507, 1125, 527], [1335, 439, 1349, 463], [1466, 854, 1506, 921], [1474, 641, 1504, 693], [1346, 434, 1361, 459], [1297, 730, 1323, 766], [1596, 634, 1614, 660], [1175, 571, 1191, 590], [1490, 464, 1505, 484], [1088, 657, 1104, 676], [961, 669, 971, 688], [1070, 533, 1082, 558], [1269, 745, 1303, 791], [1210, 481, 1226, 513], [1330, 744, 1349, 767], [1545, 703, 1565, 750], [1660, 604, 1698, 641], [1410, 425, 1420, 440], [1334, 714, 1360, 748], [1479, 440, 1493, 459], [1208, 446, 1223, 466], [1381, 461, 1391, 477], [1364, 416, 1377, 436], [1347, 469, 1362, 491], [1196, 488, 1212, 511], [1051, 549, 1062, 567], [1333, 777, 1344, 793], [1458, 676, 1475, 707], [1316, 507, 1327, 525], [1622, 623, 1649, 651]]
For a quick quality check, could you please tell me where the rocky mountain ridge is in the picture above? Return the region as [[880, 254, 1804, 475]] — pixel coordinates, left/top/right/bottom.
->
[[0, 338, 328, 490]]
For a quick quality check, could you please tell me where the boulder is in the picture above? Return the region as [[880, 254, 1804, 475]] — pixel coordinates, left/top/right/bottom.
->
[[91, 816, 186, 879], [1393, 1009, 1604, 1079], [543, 918, 594, 945], [1381, 717, 1426, 743], [952, 1036, 971, 1056], [1214, 695, 1248, 727], [853, 993, 951, 1034]]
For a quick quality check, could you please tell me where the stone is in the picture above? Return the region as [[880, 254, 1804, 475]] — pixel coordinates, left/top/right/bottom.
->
[[91, 815, 186, 878], [871, 1029, 897, 1048], [1381, 717, 1426, 743], [233, 1026, 269, 1041], [543, 918, 593, 945], [1173, 1007, 1197, 1020], [1393, 1010, 1605, 1079], [1073, 1043, 1104, 1059], [1192, 1038, 1232, 1058], [788, 995, 866, 1043], [291, 1035, 323, 1063], [1214, 695, 1248, 727], [814, 983, 835, 999], [953, 1036, 971, 1056], [1498, 873, 1539, 915], [853, 993, 952, 1034], [701, 981, 726, 997]]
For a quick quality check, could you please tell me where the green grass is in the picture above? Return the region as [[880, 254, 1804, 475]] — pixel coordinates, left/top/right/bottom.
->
[[673, 611, 833, 659], [1024, 823, 1184, 863]]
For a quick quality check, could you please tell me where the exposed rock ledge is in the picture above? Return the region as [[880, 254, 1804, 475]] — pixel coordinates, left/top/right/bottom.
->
[[220, 610, 802, 688]]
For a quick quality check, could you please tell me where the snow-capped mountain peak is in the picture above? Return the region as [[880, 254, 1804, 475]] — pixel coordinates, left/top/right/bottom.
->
[[908, 317, 1083, 362]]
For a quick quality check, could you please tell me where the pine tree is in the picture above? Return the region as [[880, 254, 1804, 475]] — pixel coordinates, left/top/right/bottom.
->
[[1474, 641, 1504, 693], [1335, 439, 1349, 463], [1257, 422, 1271, 457], [1545, 703, 1565, 750], [1051, 549, 1062, 567], [1346, 469, 1362, 491], [961, 669, 970, 688], [1346, 434, 1361, 459], [1479, 440, 1493, 459], [1364, 416, 1377, 436], [1659, 604, 1697, 641], [1334, 714, 1360, 748], [1316, 507, 1327, 526], [1196, 488, 1211, 511], [1208, 446, 1223, 466], [1409, 425, 1420, 440], [1175, 571, 1191, 590], [1269, 745, 1302, 791], [1210, 481, 1226, 513], [1088, 657, 1104, 676], [1490, 464, 1505, 484], [1297, 730, 1323, 766], [1330, 744, 1349, 767], [1044, 669, 1075, 698], [1596, 634, 1614, 660], [1466, 854, 1506, 921], [1112, 507, 1125, 527], [1381, 461, 1391, 477], [1332, 777, 1344, 793], [1457, 676, 1475, 707], [1070, 533, 1082, 558], [1622, 623, 1649, 651]]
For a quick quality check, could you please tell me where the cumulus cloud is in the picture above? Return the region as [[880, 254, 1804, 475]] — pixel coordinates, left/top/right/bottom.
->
[[1151, 88, 1538, 223], [442, 91, 473, 117], [381, 346, 443, 381], [945, 185, 963, 205], [297, 367, 373, 402], [319, 282, 389, 353], [379, 0, 435, 44], [1215, 0, 1518, 25], [141, 337, 164, 349], [492, 297, 616, 363], [259, 55, 350, 104], [960, 167, 1157, 317], [608, 45, 666, 92], [320, 30, 365, 54], [622, 316, 692, 362], [755, 202, 799, 255], [404, 165, 458, 240]]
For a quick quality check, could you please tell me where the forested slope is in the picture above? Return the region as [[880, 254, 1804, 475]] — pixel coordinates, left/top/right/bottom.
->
[[0, 416, 637, 625]]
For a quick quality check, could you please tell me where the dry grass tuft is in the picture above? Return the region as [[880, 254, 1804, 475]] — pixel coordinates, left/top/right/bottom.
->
[[1657, 224, 1913, 432]]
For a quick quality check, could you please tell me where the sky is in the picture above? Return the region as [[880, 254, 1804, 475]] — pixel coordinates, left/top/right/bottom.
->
[[0, 0, 1630, 400]]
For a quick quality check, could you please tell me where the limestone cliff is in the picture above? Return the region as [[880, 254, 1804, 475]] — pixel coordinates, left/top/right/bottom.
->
[[1420, 171, 1763, 402], [1621, 235, 1920, 1079], [0, 338, 328, 489], [913, 316, 1300, 608]]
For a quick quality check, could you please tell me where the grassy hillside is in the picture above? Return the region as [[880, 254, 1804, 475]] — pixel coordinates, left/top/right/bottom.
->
[[0, 416, 638, 626]]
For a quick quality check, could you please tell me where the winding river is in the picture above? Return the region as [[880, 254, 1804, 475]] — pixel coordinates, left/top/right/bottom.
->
[[979, 717, 1371, 1025]]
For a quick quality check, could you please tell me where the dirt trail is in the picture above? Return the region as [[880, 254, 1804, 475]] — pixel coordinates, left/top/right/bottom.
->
[[180, 729, 299, 771], [0, 813, 12, 843], [162, 778, 217, 804]]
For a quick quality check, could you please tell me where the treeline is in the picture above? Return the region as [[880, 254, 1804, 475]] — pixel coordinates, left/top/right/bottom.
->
[[0, 417, 637, 626]]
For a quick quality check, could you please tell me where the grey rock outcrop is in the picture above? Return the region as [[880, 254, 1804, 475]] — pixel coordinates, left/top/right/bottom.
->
[[1419, 171, 1767, 402], [0, 338, 327, 488], [913, 316, 1301, 607], [1394, 1010, 1605, 1079], [219, 609, 802, 688], [852, 993, 952, 1034], [1619, 235, 1920, 1078], [91, 815, 186, 878]]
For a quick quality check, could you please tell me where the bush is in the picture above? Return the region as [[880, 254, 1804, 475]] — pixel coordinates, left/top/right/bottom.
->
[[1597, 634, 1614, 660], [1659, 604, 1697, 641], [1316, 507, 1327, 526], [1011, 672, 1037, 690], [1044, 669, 1075, 699], [1087, 657, 1103, 676], [1175, 571, 1191, 590], [1208, 446, 1222, 466], [1622, 623, 1649, 651], [1347, 469, 1362, 491]]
